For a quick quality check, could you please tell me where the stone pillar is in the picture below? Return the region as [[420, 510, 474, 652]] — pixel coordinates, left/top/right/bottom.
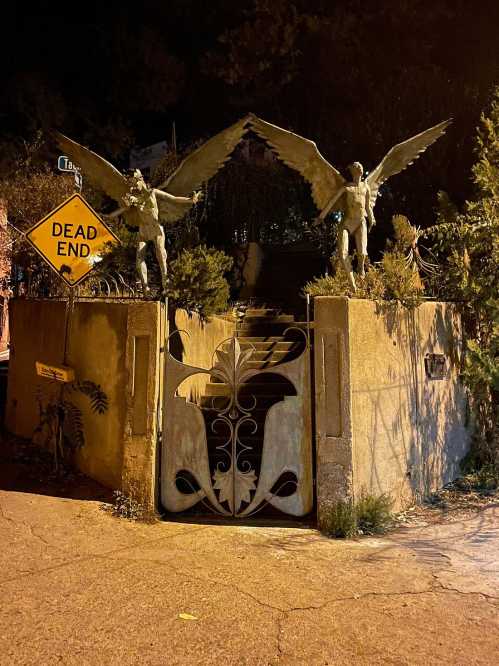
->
[[121, 301, 166, 512], [313, 297, 354, 526]]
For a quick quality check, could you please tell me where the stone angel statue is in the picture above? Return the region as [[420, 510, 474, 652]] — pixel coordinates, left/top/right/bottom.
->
[[249, 115, 451, 290], [55, 116, 250, 294]]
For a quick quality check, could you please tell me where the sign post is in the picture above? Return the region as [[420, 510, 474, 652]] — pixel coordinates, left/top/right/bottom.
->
[[58, 155, 83, 192], [26, 193, 120, 456], [26, 192, 119, 357]]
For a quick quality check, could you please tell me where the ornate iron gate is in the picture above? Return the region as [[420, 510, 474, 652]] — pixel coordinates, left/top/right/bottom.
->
[[161, 330, 313, 518]]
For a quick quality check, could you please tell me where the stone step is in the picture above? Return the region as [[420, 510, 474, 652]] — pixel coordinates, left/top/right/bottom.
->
[[235, 323, 293, 336], [239, 349, 289, 361], [244, 308, 282, 317], [241, 314, 295, 324], [238, 341, 295, 352], [244, 359, 289, 369]]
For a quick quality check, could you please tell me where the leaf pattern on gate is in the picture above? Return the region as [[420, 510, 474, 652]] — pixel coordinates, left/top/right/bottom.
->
[[213, 466, 257, 514]]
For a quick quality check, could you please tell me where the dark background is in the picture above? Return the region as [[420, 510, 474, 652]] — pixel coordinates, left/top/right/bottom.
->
[[1, 1, 498, 261]]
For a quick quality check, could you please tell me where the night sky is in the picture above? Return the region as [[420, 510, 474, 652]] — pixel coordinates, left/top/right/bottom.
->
[[2, 1, 499, 221]]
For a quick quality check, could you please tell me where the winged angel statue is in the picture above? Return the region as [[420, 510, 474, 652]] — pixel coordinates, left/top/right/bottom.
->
[[249, 115, 451, 290], [56, 117, 250, 294]]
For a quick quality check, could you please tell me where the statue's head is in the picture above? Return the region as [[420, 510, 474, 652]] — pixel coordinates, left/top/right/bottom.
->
[[123, 168, 152, 210], [348, 162, 364, 181], [130, 169, 147, 192]]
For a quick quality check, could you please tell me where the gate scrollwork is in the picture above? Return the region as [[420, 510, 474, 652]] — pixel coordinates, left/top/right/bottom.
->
[[162, 331, 313, 518]]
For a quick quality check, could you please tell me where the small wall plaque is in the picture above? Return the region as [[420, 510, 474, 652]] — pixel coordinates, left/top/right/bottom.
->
[[424, 353, 446, 380]]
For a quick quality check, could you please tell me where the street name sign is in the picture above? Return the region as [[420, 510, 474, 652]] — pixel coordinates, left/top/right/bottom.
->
[[58, 155, 83, 189], [57, 155, 77, 172], [26, 194, 119, 287], [35, 361, 75, 383]]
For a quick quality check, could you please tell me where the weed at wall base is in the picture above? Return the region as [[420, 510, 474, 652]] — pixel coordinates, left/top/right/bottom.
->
[[319, 500, 357, 538], [102, 490, 159, 523], [320, 493, 394, 539]]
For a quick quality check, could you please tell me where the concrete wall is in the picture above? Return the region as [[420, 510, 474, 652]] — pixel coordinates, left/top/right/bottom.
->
[[314, 297, 470, 517], [6, 299, 163, 508], [5, 300, 236, 510], [7, 300, 67, 439]]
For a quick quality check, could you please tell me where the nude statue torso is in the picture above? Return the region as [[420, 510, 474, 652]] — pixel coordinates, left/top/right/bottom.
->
[[126, 189, 163, 242], [342, 182, 369, 232]]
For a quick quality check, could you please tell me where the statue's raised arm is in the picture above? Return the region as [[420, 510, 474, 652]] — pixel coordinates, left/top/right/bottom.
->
[[55, 116, 250, 294]]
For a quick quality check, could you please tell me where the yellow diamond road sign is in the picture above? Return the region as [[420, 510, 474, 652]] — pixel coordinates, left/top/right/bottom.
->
[[26, 194, 119, 287]]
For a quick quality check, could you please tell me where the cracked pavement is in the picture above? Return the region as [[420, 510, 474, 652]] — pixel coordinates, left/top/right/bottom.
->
[[0, 489, 498, 665]]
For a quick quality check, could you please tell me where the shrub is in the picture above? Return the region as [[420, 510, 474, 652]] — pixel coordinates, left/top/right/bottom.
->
[[319, 500, 357, 538], [454, 464, 499, 492], [304, 215, 424, 308], [355, 492, 393, 534], [424, 86, 499, 468], [320, 492, 394, 538], [304, 257, 385, 301], [166, 244, 233, 318]]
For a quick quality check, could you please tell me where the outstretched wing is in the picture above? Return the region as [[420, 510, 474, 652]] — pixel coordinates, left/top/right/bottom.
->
[[249, 115, 345, 211], [55, 132, 129, 204], [366, 120, 452, 204], [159, 115, 251, 196]]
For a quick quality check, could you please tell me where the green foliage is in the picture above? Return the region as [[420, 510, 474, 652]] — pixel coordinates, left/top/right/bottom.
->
[[319, 500, 358, 539], [304, 258, 385, 301], [166, 245, 233, 318], [320, 492, 394, 538], [355, 492, 394, 535], [453, 465, 499, 493], [0, 134, 109, 296], [425, 86, 499, 468], [304, 215, 423, 308], [34, 378, 109, 470], [380, 252, 423, 308]]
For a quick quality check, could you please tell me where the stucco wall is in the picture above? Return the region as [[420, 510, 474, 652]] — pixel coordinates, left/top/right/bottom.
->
[[5, 300, 237, 510], [7, 300, 67, 439], [69, 302, 128, 488], [5, 299, 163, 503], [314, 297, 470, 515]]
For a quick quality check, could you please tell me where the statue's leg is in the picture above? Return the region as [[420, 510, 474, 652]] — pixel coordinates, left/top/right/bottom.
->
[[339, 227, 356, 290], [136, 241, 149, 294], [154, 228, 168, 293], [355, 221, 368, 278]]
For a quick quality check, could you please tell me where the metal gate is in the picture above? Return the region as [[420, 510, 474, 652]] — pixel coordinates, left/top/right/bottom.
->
[[161, 329, 313, 518]]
